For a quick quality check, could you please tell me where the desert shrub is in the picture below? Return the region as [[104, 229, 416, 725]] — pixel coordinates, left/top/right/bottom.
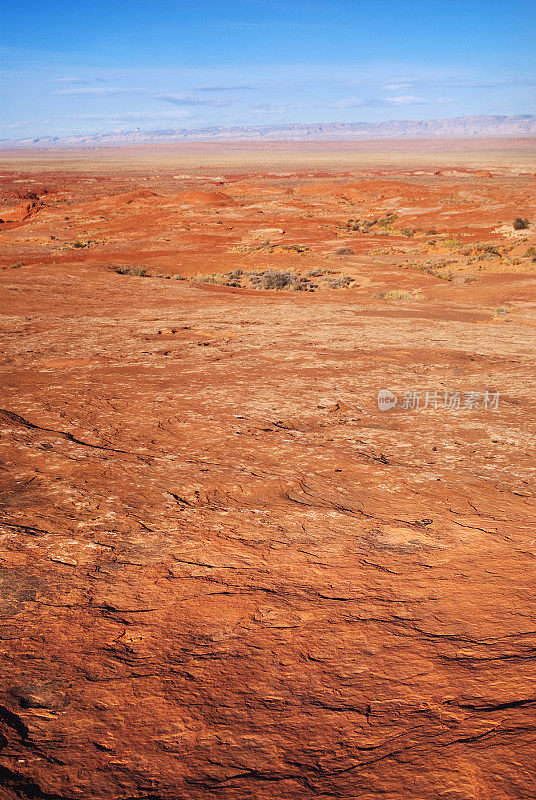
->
[[373, 289, 423, 300], [281, 244, 309, 253], [400, 228, 416, 237], [327, 275, 355, 289], [257, 269, 302, 290], [233, 243, 308, 255], [494, 306, 509, 314], [334, 247, 355, 255], [116, 267, 149, 276], [194, 272, 236, 285], [227, 269, 244, 281], [513, 217, 530, 230], [474, 243, 501, 256], [377, 214, 398, 226]]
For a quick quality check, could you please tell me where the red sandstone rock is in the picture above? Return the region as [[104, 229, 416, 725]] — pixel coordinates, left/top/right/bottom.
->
[[4, 199, 41, 222], [0, 145, 535, 799]]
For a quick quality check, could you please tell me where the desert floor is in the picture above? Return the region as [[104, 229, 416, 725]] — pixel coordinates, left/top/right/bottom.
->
[[0, 138, 535, 799]]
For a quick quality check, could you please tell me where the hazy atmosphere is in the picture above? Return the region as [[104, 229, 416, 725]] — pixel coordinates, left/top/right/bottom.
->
[[1, 0, 535, 139]]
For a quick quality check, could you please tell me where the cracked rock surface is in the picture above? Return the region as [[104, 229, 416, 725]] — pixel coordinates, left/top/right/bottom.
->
[[0, 147, 536, 799]]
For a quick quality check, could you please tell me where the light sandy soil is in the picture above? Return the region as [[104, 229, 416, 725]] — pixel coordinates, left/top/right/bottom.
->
[[0, 138, 535, 799]]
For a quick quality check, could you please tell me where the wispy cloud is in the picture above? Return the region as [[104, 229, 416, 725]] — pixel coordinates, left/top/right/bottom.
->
[[383, 76, 536, 90], [51, 85, 237, 106], [70, 110, 191, 121], [51, 77, 91, 85], [250, 105, 292, 114], [2, 119, 52, 129], [52, 86, 148, 96], [332, 94, 455, 108], [382, 83, 413, 91], [386, 95, 428, 105], [154, 93, 230, 106], [194, 84, 256, 92]]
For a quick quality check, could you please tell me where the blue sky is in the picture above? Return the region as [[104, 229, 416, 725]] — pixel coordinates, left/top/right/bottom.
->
[[1, 0, 535, 139]]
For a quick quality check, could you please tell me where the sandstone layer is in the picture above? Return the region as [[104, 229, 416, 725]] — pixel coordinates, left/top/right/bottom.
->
[[0, 142, 535, 799]]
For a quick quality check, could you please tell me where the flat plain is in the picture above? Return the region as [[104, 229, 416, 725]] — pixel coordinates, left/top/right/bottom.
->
[[0, 137, 535, 799]]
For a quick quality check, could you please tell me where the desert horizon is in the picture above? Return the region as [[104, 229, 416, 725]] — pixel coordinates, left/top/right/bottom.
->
[[1, 134, 535, 173]]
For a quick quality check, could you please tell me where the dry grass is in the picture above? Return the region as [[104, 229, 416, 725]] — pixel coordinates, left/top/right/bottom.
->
[[193, 268, 356, 292], [373, 289, 424, 300], [115, 267, 149, 276]]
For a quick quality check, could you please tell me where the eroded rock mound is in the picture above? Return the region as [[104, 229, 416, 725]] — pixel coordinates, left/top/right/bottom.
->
[[4, 199, 42, 222], [173, 190, 236, 206]]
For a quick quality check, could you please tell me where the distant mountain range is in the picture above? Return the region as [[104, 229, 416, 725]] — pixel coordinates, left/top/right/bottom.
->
[[2, 115, 536, 148]]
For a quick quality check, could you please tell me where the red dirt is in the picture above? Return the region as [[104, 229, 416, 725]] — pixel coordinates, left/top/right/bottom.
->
[[3, 199, 42, 222], [173, 189, 237, 206], [0, 139, 536, 800]]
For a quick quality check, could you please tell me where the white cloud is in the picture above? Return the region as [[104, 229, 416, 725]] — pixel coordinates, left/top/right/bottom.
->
[[385, 95, 427, 105], [2, 119, 52, 129], [51, 77, 91, 85], [69, 110, 191, 122], [53, 86, 148, 96], [194, 84, 256, 92], [154, 93, 230, 106]]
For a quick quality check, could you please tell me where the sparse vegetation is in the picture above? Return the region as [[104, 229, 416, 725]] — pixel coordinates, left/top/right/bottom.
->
[[513, 217, 530, 230], [68, 239, 94, 249], [115, 267, 149, 276], [474, 242, 501, 256], [373, 289, 424, 300], [191, 267, 356, 292], [378, 213, 398, 227], [324, 275, 355, 289], [233, 242, 309, 254], [407, 258, 458, 280], [345, 214, 398, 235], [257, 269, 303, 290], [334, 247, 355, 255]]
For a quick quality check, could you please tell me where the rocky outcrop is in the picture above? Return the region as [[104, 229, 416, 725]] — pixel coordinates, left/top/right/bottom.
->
[[0, 160, 535, 799]]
